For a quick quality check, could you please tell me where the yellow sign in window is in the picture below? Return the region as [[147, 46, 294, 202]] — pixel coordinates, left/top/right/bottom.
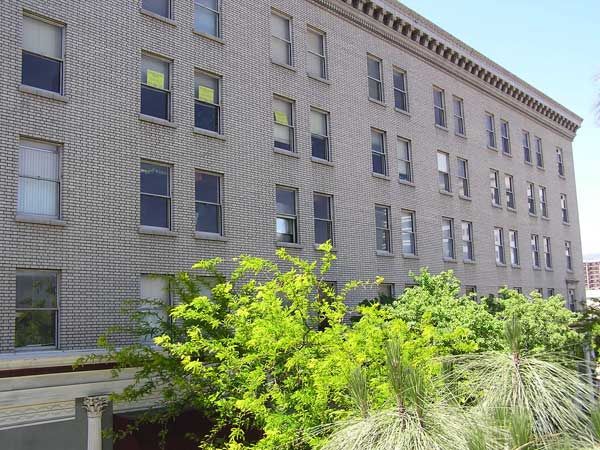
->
[[274, 111, 289, 125], [198, 86, 215, 103], [146, 70, 165, 89]]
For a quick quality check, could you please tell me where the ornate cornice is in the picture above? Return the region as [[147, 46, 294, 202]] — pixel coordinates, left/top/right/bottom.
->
[[312, 0, 582, 140]]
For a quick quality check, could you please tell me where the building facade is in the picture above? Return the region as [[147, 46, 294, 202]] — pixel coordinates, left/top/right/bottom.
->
[[0, 0, 585, 448], [585, 260, 600, 291]]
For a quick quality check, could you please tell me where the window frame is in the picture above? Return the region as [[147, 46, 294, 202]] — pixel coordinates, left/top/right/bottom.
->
[[556, 147, 565, 177], [490, 169, 501, 206], [400, 209, 417, 256], [457, 158, 470, 198], [527, 182, 537, 215], [194, 69, 222, 134], [393, 67, 409, 113], [485, 113, 496, 149], [453, 96, 465, 136], [313, 192, 334, 245], [371, 128, 388, 176], [534, 136, 544, 168], [139, 274, 172, 345], [310, 107, 331, 161], [367, 54, 384, 102], [531, 234, 541, 269], [194, 0, 221, 37], [142, 0, 172, 18], [461, 220, 474, 262], [522, 130, 532, 163], [505, 173, 515, 210], [442, 217, 455, 260], [437, 151, 451, 193], [271, 10, 293, 67], [375, 204, 392, 254], [509, 229, 520, 267], [194, 170, 223, 236], [275, 186, 298, 244], [500, 119, 511, 155], [494, 227, 506, 265], [433, 87, 447, 128], [397, 137, 412, 183], [140, 160, 172, 230], [565, 241, 573, 271], [543, 236, 553, 270], [539, 186, 548, 219], [560, 193, 569, 223], [273, 95, 296, 153], [306, 26, 327, 80], [140, 52, 172, 121]]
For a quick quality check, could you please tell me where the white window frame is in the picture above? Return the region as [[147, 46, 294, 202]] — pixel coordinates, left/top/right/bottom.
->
[[367, 54, 384, 102], [371, 128, 388, 176], [313, 192, 334, 245], [397, 137, 412, 183], [457, 158, 470, 198], [543, 236, 553, 270], [453, 96, 465, 136], [442, 217, 455, 260], [539, 186, 548, 218], [531, 234, 541, 269], [194, 69, 222, 134], [505, 174, 515, 210], [140, 160, 172, 230], [565, 241, 573, 271], [494, 227, 506, 265], [306, 26, 327, 79], [509, 229, 520, 267], [276, 186, 298, 244], [556, 147, 565, 177], [490, 169, 501, 206], [271, 10, 293, 66], [534, 136, 544, 168], [485, 113, 496, 149], [195, 170, 223, 236], [375, 205, 392, 253], [527, 182, 536, 215], [310, 107, 331, 161], [500, 120, 511, 155], [461, 221, 474, 262], [400, 209, 416, 256], [393, 67, 409, 112], [522, 130, 532, 163], [140, 52, 172, 121], [433, 87, 447, 128], [437, 151, 451, 193], [194, 0, 221, 37], [273, 95, 296, 153], [560, 193, 569, 223]]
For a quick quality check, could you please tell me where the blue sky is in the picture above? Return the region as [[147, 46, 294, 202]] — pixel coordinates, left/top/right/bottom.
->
[[399, 0, 600, 258]]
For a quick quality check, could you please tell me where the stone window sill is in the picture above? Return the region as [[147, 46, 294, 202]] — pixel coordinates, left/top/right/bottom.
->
[[139, 226, 177, 237], [16, 215, 66, 226], [192, 30, 224, 44], [276, 241, 303, 249], [511, 264, 521, 269], [274, 148, 300, 158], [311, 156, 334, 167], [376, 250, 394, 257], [541, 216, 550, 221], [307, 74, 331, 85], [507, 207, 517, 213], [464, 259, 476, 265], [394, 107, 410, 117], [435, 124, 449, 132], [562, 221, 570, 226], [402, 254, 419, 260], [193, 127, 226, 141], [368, 98, 386, 107], [502, 151, 513, 158], [314, 243, 336, 252], [487, 145, 498, 152], [19, 84, 68, 103], [496, 262, 507, 268], [194, 232, 227, 241], [459, 194, 471, 201], [139, 114, 177, 128], [271, 60, 296, 72], [439, 189, 453, 197], [372, 172, 390, 181], [492, 203, 503, 209], [443, 257, 457, 263], [399, 179, 415, 187], [528, 213, 538, 218], [455, 132, 467, 139], [139, 8, 177, 26]]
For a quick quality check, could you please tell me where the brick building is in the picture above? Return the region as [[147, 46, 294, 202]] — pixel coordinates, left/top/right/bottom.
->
[[0, 0, 585, 448], [585, 260, 600, 291]]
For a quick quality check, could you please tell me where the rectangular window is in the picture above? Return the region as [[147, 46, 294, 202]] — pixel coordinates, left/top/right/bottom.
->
[[393, 68, 409, 112], [527, 182, 536, 215], [514, 287, 523, 294], [314, 193, 333, 245], [397, 137, 412, 182], [194, 71, 221, 133], [509, 229, 520, 266], [139, 275, 171, 344], [462, 221, 474, 262], [367, 55, 383, 101], [141, 53, 171, 120], [311, 108, 330, 161], [442, 217, 455, 259], [437, 151, 451, 192], [494, 227, 505, 265], [375, 205, 392, 253], [273, 96, 295, 152], [22, 15, 64, 94], [142, 0, 171, 17], [505, 174, 515, 209], [543, 236, 552, 269], [556, 147, 565, 177], [400, 210, 416, 256], [535, 136, 544, 168], [567, 289, 576, 311], [18, 139, 60, 218], [457, 158, 470, 197], [271, 12, 292, 66], [485, 113, 496, 148], [276, 186, 297, 243], [433, 87, 446, 127], [16, 270, 58, 349], [500, 120, 511, 154], [465, 285, 477, 295], [539, 186, 548, 218], [140, 161, 171, 229], [531, 234, 540, 269], [565, 241, 573, 271], [371, 128, 387, 175], [522, 131, 532, 163], [195, 171, 222, 235], [560, 194, 569, 223], [490, 170, 500, 206], [547, 288, 555, 297], [378, 283, 395, 299], [194, 0, 220, 37], [307, 27, 327, 79], [453, 97, 465, 135]]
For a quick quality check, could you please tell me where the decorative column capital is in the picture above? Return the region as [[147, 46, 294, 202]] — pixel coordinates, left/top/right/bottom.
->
[[83, 396, 109, 418]]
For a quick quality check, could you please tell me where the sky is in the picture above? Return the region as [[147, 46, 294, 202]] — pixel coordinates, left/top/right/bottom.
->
[[399, 0, 600, 259]]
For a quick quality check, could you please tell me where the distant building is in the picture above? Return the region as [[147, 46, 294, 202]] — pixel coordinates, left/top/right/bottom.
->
[[585, 260, 600, 290]]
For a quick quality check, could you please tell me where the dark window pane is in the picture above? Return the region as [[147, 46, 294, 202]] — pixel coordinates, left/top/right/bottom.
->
[[314, 196, 330, 220], [141, 86, 169, 120], [196, 203, 221, 234], [395, 92, 407, 111], [17, 273, 57, 308], [367, 59, 380, 79], [22, 51, 61, 93], [276, 189, 295, 215], [315, 220, 332, 244], [141, 195, 169, 228], [375, 207, 388, 228], [15, 310, 56, 348], [195, 5, 218, 35], [143, 0, 169, 17], [377, 229, 389, 251], [372, 153, 386, 175], [195, 172, 219, 203], [195, 101, 219, 132], [311, 135, 328, 160], [141, 163, 169, 196], [368, 79, 381, 100]]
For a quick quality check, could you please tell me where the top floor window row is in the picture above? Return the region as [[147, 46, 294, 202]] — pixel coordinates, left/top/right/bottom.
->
[[141, 0, 221, 38]]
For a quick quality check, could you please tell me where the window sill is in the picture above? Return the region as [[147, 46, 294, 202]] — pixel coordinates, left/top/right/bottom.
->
[[439, 189, 453, 197], [139, 114, 177, 128], [558, 174, 566, 180], [507, 207, 517, 213], [496, 263, 507, 268], [399, 179, 415, 187], [271, 60, 296, 72], [402, 254, 419, 260], [443, 258, 457, 263], [307, 74, 331, 85], [192, 30, 224, 44], [314, 243, 336, 252], [545, 268, 554, 272], [541, 216, 550, 221], [533, 266, 542, 271], [311, 156, 334, 167], [434, 124, 449, 132], [394, 107, 410, 117], [487, 145, 498, 152], [528, 213, 538, 218], [524, 160, 533, 166], [463, 259, 476, 265], [19, 84, 68, 103], [492, 203, 503, 209], [372, 172, 390, 181], [511, 264, 521, 269], [139, 8, 177, 26], [502, 151, 513, 158], [562, 221, 570, 226], [459, 194, 471, 201], [139, 226, 177, 237], [194, 232, 227, 241], [536, 166, 545, 171], [15, 215, 66, 226], [368, 98, 386, 107], [276, 241, 303, 249], [567, 269, 574, 274], [274, 148, 300, 158], [193, 127, 226, 141], [455, 132, 467, 139], [376, 250, 394, 257]]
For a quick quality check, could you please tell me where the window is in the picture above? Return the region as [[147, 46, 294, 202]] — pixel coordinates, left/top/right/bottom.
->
[[194, 0, 220, 37], [18, 139, 60, 218], [142, 0, 171, 17], [565, 241, 573, 271], [567, 289, 576, 311], [16, 270, 58, 349], [560, 194, 569, 223], [442, 217, 455, 259], [547, 288, 555, 297], [22, 15, 64, 93], [543, 236, 552, 269], [311, 108, 330, 161], [462, 221, 474, 262], [314, 193, 333, 244], [500, 120, 511, 154], [539, 186, 548, 218], [194, 71, 221, 133], [505, 174, 515, 209], [276, 187, 298, 243], [465, 285, 477, 295], [397, 138, 412, 182], [378, 283, 395, 299], [437, 151, 451, 192], [556, 147, 565, 177], [509, 230, 519, 266], [393, 68, 409, 112], [140, 161, 171, 229], [195, 171, 222, 235], [271, 12, 292, 66], [494, 227, 505, 265], [375, 205, 392, 253], [522, 131, 532, 163], [453, 97, 465, 135], [400, 210, 416, 256], [535, 288, 544, 296], [371, 129, 387, 175], [527, 182, 536, 215], [141, 54, 171, 120], [307, 28, 327, 79], [433, 88, 446, 127], [273, 96, 295, 152], [490, 170, 500, 206], [531, 234, 540, 268], [139, 275, 170, 344], [534, 136, 544, 168], [485, 113, 496, 148], [367, 55, 383, 101], [457, 158, 470, 197], [514, 287, 523, 294]]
